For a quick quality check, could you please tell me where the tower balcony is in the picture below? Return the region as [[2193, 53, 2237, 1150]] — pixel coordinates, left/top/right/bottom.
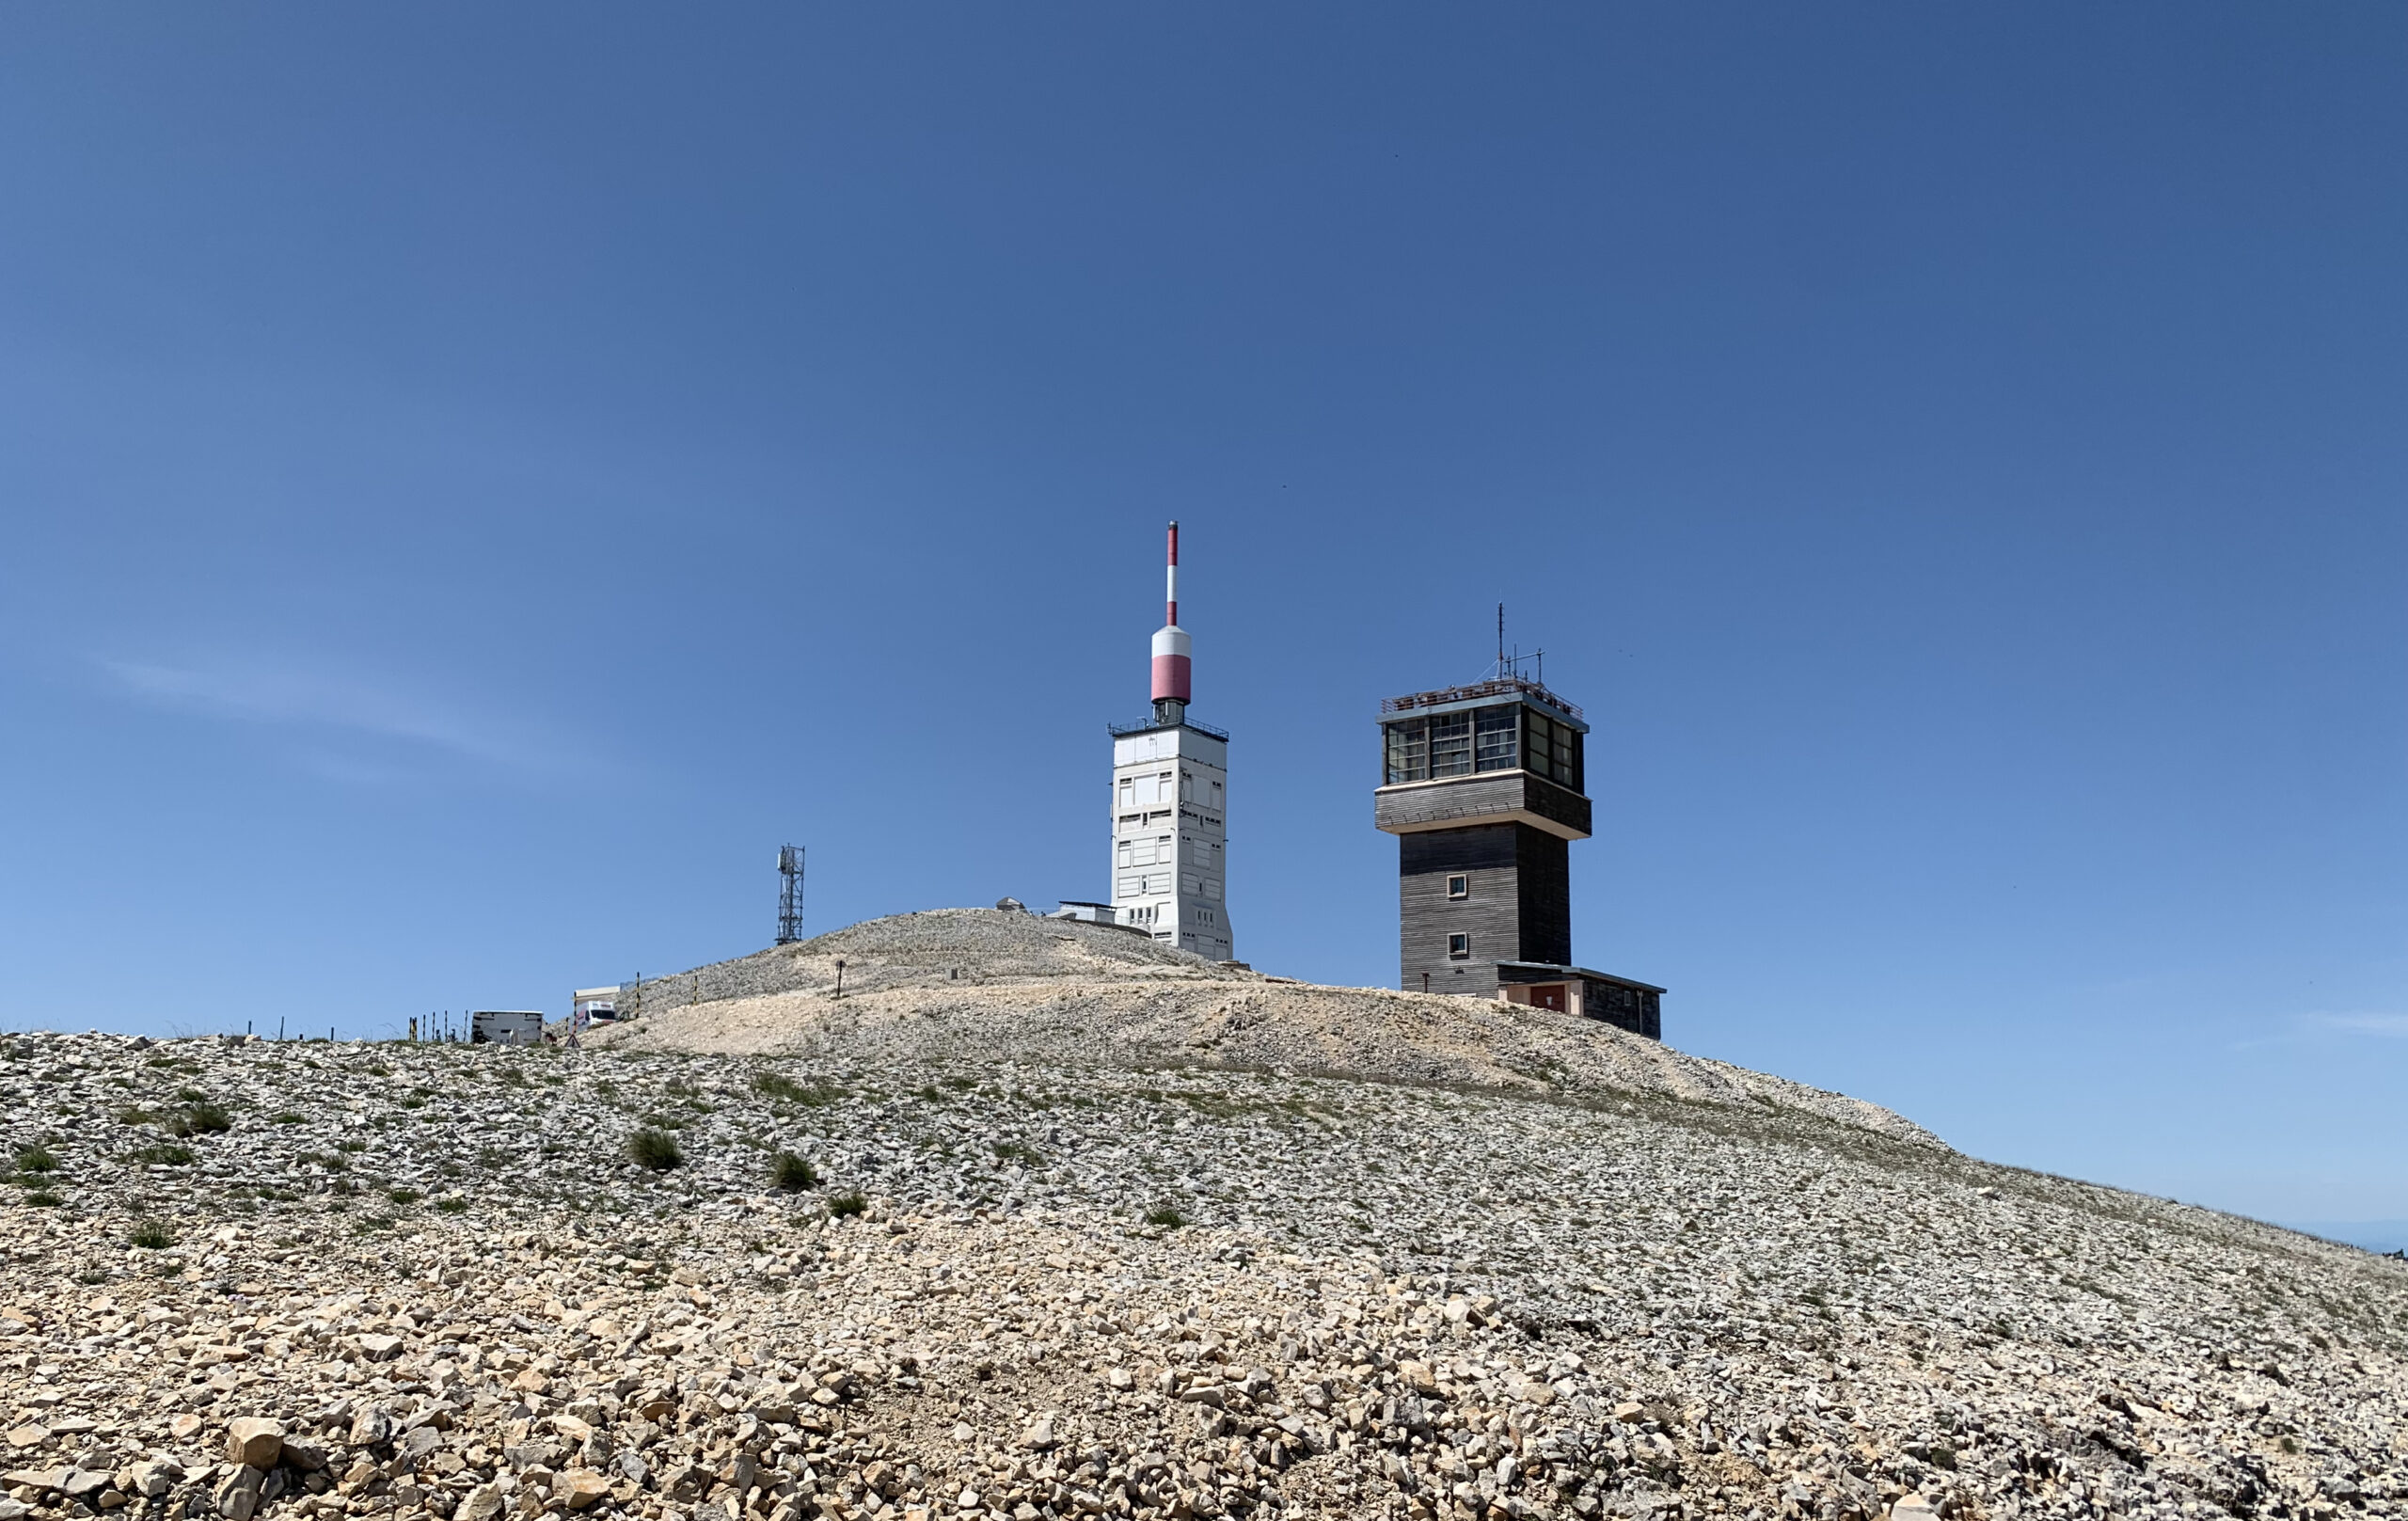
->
[[1373, 769, 1592, 841]]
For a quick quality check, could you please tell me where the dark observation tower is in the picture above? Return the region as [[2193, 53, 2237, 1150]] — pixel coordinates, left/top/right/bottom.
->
[[1372, 620, 1663, 1038]]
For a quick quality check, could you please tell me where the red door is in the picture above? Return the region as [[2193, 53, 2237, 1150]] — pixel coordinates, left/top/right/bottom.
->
[[1529, 984, 1567, 1012]]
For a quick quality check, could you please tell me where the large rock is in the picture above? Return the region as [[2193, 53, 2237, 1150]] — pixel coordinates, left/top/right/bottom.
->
[[553, 1471, 610, 1511], [124, 1457, 183, 1498], [455, 1483, 507, 1521], [214, 1466, 263, 1521], [224, 1418, 284, 1469]]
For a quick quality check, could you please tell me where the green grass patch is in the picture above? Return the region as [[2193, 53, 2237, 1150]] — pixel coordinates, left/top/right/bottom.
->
[[626, 1128, 683, 1171], [166, 1101, 232, 1137], [769, 1152, 817, 1192], [753, 1072, 848, 1106], [826, 1191, 868, 1218]]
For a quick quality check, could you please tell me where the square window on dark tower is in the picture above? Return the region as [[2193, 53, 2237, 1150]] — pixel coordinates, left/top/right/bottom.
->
[[1374, 634, 1665, 1039]]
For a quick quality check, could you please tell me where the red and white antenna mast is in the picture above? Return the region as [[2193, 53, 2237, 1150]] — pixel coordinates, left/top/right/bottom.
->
[[1150, 520, 1191, 724]]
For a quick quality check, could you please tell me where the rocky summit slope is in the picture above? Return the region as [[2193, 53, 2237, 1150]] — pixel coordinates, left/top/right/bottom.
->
[[1, 928, 2404, 1521], [598, 912, 1932, 1149]]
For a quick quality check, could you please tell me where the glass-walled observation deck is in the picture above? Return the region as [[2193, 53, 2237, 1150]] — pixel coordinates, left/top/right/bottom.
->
[[1379, 679, 1586, 792]]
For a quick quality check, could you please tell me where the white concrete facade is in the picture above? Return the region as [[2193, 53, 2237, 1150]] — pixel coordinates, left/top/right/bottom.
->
[[1109, 724, 1233, 961]]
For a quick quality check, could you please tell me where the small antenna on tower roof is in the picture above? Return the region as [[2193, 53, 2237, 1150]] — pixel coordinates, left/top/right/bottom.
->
[[1485, 603, 1545, 689]]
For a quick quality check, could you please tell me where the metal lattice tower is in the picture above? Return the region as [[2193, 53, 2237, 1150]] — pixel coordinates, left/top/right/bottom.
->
[[776, 845, 806, 944]]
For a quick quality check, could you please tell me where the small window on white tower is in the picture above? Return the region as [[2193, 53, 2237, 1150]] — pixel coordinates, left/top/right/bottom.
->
[[1117, 841, 1133, 869], [1180, 772, 1194, 802], [1210, 780, 1223, 806]]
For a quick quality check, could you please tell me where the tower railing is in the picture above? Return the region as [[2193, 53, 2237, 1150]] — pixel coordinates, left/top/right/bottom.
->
[[1379, 676, 1583, 721], [1108, 715, 1230, 740]]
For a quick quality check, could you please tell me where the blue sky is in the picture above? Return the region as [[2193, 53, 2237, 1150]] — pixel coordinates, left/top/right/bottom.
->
[[3, 6, 2404, 1227]]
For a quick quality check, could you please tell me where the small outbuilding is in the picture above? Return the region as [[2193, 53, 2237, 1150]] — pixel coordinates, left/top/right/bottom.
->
[[470, 1009, 545, 1045], [1494, 962, 1663, 1038], [1048, 900, 1151, 936]]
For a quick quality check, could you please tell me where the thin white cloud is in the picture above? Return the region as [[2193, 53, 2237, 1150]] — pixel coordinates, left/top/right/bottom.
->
[[95, 656, 577, 778], [2226, 1010, 2408, 1052], [2303, 1012, 2408, 1038]]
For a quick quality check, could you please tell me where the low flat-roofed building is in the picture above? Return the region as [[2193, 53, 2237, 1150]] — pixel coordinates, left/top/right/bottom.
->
[[1495, 961, 1663, 1038], [470, 1009, 545, 1045]]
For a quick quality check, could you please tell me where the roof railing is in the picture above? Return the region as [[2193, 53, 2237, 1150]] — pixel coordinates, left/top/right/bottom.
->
[[1379, 676, 1583, 721], [1108, 716, 1231, 740]]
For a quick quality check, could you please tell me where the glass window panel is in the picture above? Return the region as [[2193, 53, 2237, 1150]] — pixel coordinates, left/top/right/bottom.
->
[[1430, 711, 1473, 776], [1474, 705, 1518, 771], [1385, 720, 1428, 784]]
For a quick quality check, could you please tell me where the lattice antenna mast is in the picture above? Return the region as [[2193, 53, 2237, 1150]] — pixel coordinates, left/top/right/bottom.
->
[[776, 845, 806, 945]]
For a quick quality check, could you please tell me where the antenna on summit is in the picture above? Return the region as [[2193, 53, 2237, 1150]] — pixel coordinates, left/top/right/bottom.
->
[[1149, 520, 1192, 728], [775, 845, 805, 945]]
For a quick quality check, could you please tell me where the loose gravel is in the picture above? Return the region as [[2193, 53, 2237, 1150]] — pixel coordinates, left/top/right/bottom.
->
[[3, 918, 2403, 1521]]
